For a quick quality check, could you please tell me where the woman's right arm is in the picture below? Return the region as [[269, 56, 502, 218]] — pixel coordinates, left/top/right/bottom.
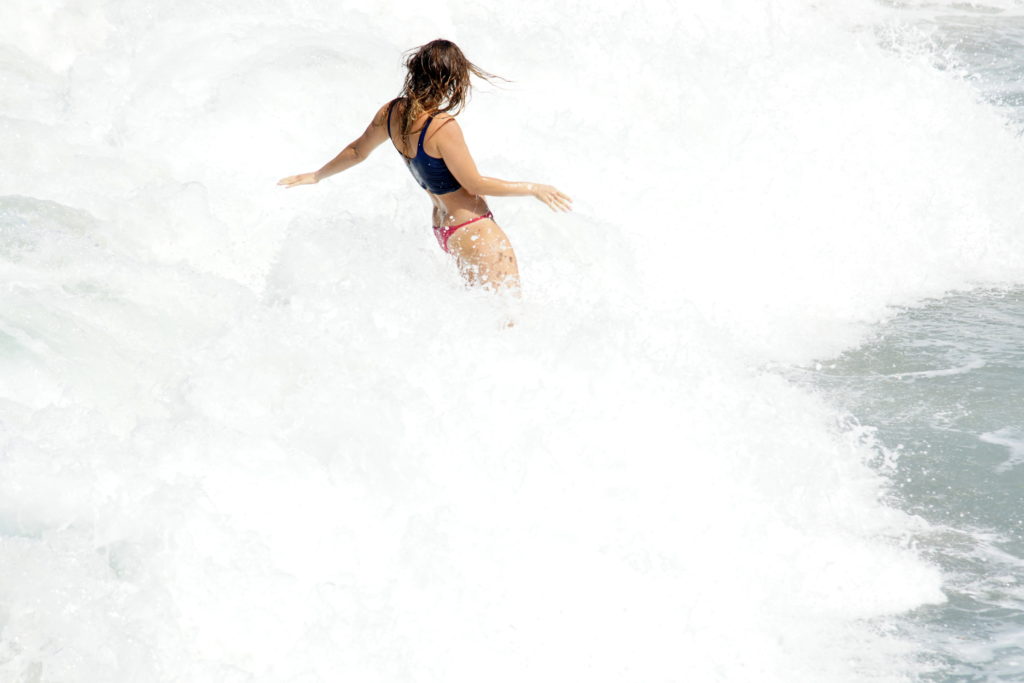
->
[[278, 102, 391, 188], [435, 119, 572, 212]]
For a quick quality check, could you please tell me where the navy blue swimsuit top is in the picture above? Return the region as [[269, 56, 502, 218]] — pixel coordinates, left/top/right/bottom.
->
[[388, 100, 462, 195]]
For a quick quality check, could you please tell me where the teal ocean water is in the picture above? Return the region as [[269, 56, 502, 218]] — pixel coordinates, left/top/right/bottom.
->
[[804, 287, 1024, 679], [802, 10, 1024, 680]]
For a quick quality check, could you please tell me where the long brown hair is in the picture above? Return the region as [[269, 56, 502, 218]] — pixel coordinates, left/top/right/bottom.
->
[[396, 39, 499, 140]]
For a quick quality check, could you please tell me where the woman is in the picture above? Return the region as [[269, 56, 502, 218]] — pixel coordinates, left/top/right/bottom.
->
[[278, 39, 572, 290]]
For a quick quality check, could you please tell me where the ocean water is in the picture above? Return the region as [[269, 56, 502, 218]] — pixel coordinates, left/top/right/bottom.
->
[[1, 1, 1023, 681], [803, 6, 1024, 679], [801, 287, 1024, 680]]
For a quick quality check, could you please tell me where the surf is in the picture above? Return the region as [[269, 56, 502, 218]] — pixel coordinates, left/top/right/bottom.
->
[[2, 0, 1023, 680]]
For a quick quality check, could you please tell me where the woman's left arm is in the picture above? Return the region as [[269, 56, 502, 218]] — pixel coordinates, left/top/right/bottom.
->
[[435, 118, 572, 212], [278, 102, 391, 188]]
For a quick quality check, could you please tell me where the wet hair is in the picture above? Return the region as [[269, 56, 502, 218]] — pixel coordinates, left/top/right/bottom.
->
[[395, 39, 499, 140]]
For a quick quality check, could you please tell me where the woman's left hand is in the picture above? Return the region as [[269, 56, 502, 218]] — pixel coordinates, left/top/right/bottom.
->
[[530, 184, 573, 212], [277, 172, 319, 188]]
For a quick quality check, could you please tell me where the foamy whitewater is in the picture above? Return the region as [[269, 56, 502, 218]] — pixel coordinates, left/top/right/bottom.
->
[[2, 1, 1023, 681]]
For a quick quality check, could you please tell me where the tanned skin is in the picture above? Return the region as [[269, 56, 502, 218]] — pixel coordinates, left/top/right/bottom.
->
[[278, 99, 571, 290]]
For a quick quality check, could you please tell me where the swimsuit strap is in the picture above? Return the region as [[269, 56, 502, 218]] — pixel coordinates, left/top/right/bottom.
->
[[386, 99, 399, 153], [417, 115, 433, 151]]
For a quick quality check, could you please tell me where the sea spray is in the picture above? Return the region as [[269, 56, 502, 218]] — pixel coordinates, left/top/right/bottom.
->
[[2, 0, 1024, 680]]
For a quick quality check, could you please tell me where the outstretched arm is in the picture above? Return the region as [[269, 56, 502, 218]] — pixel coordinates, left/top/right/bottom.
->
[[278, 102, 392, 188], [434, 118, 572, 212]]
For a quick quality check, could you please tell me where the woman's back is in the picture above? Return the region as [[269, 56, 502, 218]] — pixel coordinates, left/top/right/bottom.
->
[[278, 38, 571, 291], [387, 99, 461, 195], [388, 99, 446, 159]]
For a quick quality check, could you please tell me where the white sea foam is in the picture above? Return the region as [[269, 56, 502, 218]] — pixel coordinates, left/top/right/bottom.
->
[[876, 0, 1024, 16], [2, 0, 1023, 680], [982, 428, 1024, 472], [887, 357, 988, 379]]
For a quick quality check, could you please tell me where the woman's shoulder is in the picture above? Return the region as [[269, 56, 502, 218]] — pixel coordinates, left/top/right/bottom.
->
[[425, 113, 464, 151], [373, 99, 400, 127], [430, 111, 459, 131], [385, 97, 406, 116]]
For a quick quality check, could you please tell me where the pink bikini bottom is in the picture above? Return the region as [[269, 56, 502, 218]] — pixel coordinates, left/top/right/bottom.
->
[[433, 211, 494, 253]]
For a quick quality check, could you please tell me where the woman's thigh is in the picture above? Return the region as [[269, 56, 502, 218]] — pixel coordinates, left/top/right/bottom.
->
[[447, 219, 520, 289]]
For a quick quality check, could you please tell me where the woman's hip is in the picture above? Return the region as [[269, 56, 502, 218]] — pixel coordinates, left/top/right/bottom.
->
[[432, 210, 496, 253]]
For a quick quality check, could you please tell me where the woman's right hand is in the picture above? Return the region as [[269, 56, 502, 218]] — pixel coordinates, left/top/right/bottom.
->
[[531, 184, 573, 212], [277, 172, 319, 188]]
